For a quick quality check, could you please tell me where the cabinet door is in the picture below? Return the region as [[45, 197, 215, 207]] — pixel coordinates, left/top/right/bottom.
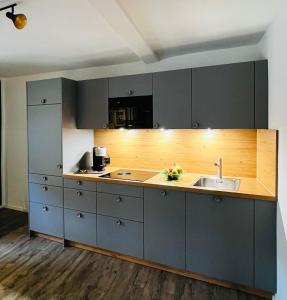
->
[[153, 69, 191, 129], [64, 209, 97, 246], [97, 215, 143, 258], [109, 74, 152, 98], [30, 202, 63, 237], [28, 104, 62, 176], [192, 62, 254, 129], [144, 188, 185, 269], [27, 78, 62, 105], [186, 193, 254, 286], [77, 79, 108, 129], [255, 200, 276, 293]]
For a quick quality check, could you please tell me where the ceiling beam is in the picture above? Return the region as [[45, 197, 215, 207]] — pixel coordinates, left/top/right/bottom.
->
[[90, 0, 158, 63]]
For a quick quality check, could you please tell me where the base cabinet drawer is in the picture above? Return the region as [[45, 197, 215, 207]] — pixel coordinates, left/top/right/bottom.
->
[[29, 174, 63, 187], [97, 192, 143, 222], [64, 179, 97, 191], [64, 188, 97, 213], [186, 193, 254, 287], [64, 209, 97, 247], [97, 215, 143, 258], [97, 182, 143, 198], [29, 202, 63, 238], [29, 183, 63, 207]]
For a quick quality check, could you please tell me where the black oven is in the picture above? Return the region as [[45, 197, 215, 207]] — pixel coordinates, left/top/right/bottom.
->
[[108, 96, 153, 129]]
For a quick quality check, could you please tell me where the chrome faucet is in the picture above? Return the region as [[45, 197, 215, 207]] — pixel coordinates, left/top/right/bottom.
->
[[214, 157, 223, 182]]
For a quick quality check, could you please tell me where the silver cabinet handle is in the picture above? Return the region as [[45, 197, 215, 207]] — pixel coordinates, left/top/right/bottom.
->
[[77, 180, 82, 185], [42, 206, 48, 212], [192, 122, 199, 129], [42, 186, 48, 191], [153, 123, 160, 129], [116, 196, 122, 203], [128, 89, 134, 96], [161, 190, 167, 197], [103, 123, 109, 129], [116, 219, 122, 226], [41, 99, 47, 104], [42, 176, 48, 182], [77, 191, 82, 197], [76, 212, 83, 218], [213, 196, 223, 203], [57, 164, 62, 170]]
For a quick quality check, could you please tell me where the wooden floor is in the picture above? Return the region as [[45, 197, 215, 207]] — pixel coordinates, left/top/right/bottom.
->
[[0, 209, 268, 300]]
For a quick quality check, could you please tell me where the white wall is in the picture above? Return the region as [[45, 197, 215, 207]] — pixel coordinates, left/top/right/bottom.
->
[[258, 0, 287, 298], [2, 44, 263, 211]]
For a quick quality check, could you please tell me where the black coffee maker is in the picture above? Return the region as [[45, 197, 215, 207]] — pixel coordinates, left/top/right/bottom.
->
[[92, 147, 107, 172]]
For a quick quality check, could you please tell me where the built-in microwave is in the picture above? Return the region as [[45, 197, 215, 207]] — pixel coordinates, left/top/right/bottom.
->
[[108, 96, 153, 129]]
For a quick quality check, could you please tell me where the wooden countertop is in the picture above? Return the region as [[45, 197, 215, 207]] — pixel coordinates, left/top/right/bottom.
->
[[64, 167, 276, 202]]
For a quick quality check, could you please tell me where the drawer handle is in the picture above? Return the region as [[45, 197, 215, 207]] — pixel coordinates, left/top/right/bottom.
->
[[103, 123, 109, 129], [77, 181, 82, 186], [116, 196, 122, 203], [57, 164, 62, 170], [153, 122, 160, 129], [161, 191, 167, 197], [213, 196, 223, 203], [77, 191, 82, 197], [42, 206, 48, 212], [41, 99, 47, 104], [42, 186, 48, 191], [128, 89, 134, 96], [192, 122, 199, 129], [76, 212, 83, 218], [116, 220, 122, 226], [42, 176, 48, 182]]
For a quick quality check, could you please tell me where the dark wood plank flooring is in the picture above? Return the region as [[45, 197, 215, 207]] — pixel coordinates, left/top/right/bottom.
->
[[0, 209, 268, 300], [0, 207, 28, 237]]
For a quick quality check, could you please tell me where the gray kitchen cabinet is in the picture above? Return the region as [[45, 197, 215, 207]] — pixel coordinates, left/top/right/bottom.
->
[[144, 188, 186, 269], [108, 74, 152, 98], [64, 209, 97, 246], [153, 69, 191, 129], [255, 60, 268, 129], [29, 202, 63, 238], [192, 62, 255, 129], [77, 78, 109, 129], [97, 182, 143, 198], [64, 179, 97, 192], [186, 193, 254, 287], [97, 192, 143, 222], [27, 78, 62, 105], [29, 183, 63, 207], [255, 200, 276, 293], [29, 174, 63, 187], [97, 215, 143, 258], [64, 188, 97, 213], [28, 104, 62, 176]]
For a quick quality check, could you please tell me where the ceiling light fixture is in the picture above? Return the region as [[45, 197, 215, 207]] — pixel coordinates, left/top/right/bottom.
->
[[0, 3, 27, 30]]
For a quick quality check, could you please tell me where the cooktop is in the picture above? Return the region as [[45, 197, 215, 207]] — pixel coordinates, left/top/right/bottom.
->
[[99, 169, 158, 182]]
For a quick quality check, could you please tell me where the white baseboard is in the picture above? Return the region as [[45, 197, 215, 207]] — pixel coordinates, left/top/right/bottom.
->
[[5, 205, 28, 212]]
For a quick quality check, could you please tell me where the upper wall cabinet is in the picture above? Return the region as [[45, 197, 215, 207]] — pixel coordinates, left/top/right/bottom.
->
[[27, 78, 62, 105], [153, 69, 191, 129], [192, 62, 255, 129], [77, 79, 109, 129], [108, 74, 152, 98], [191, 61, 268, 129]]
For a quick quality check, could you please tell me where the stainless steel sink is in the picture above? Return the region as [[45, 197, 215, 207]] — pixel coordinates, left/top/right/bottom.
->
[[193, 177, 241, 191]]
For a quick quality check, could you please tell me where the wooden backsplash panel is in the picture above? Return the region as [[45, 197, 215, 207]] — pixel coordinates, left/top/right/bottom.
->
[[257, 130, 278, 195], [94, 129, 257, 178]]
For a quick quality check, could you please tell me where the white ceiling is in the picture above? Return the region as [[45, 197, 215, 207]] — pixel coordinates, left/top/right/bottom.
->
[[0, 0, 276, 77]]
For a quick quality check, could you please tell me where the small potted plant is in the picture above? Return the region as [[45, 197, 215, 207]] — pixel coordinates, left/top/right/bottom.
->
[[161, 164, 183, 181]]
